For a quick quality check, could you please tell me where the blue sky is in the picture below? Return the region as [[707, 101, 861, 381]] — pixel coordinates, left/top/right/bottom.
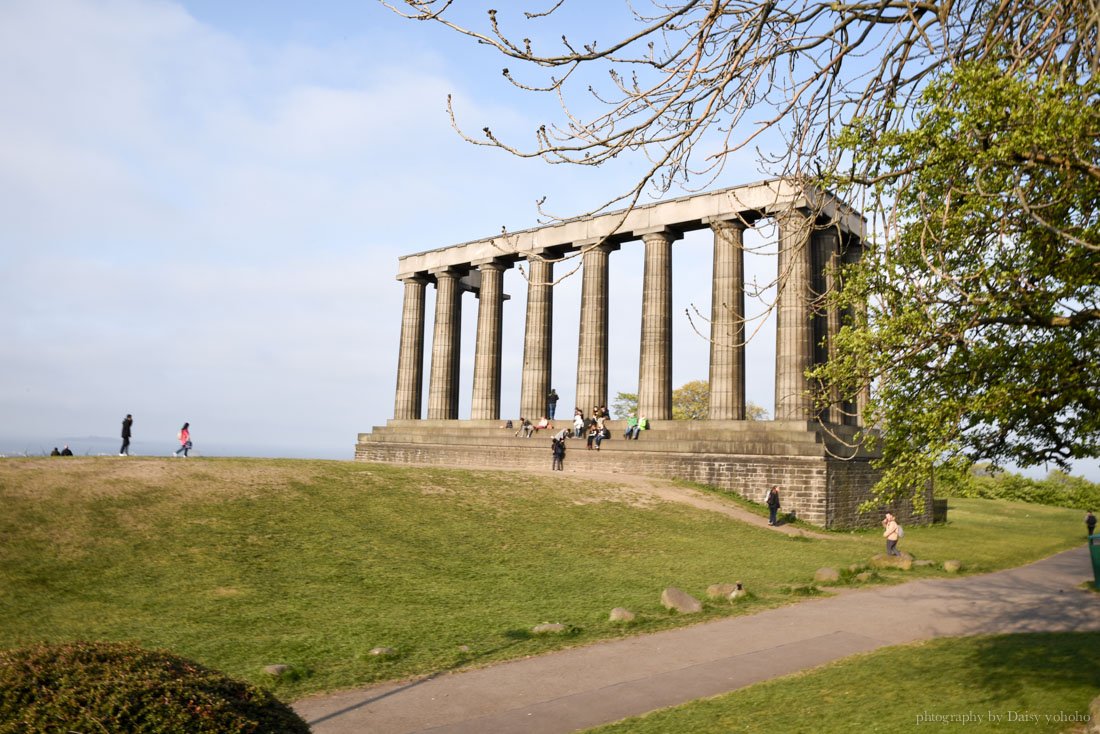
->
[[1, 0, 1095, 479]]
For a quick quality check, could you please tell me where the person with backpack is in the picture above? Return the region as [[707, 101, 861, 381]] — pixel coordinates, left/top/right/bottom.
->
[[883, 513, 902, 556], [766, 486, 781, 526]]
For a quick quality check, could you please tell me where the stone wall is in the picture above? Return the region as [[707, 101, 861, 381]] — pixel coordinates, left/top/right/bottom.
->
[[355, 433, 909, 529]]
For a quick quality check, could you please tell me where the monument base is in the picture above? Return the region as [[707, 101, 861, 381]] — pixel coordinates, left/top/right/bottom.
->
[[354, 419, 931, 529]]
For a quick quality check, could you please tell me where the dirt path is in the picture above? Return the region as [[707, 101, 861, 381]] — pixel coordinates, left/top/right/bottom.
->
[[487, 466, 833, 540]]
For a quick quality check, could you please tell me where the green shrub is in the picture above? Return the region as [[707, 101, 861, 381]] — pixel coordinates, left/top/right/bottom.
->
[[937, 464, 1100, 511], [0, 641, 310, 734]]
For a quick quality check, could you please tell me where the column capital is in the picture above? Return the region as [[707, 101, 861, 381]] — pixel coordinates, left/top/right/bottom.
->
[[471, 257, 511, 271], [704, 216, 751, 233], [633, 226, 684, 242]]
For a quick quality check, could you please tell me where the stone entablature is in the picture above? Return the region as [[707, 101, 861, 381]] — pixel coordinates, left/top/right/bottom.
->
[[396, 178, 863, 279]]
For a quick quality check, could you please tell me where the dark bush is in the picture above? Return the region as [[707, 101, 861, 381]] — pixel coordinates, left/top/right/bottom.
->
[[0, 641, 310, 733]]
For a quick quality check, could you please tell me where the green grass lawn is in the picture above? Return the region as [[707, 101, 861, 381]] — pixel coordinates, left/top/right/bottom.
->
[[584, 632, 1100, 733], [0, 457, 1086, 700]]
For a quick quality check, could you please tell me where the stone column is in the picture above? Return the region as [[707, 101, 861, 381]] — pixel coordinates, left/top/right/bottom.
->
[[707, 219, 747, 420], [520, 255, 554, 420], [774, 208, 814, 421], [575, 242, 617, 415], [811, 226, 844, 424], [842, 236, 870, 427], [637, 229, 679, 420], [427, 267, 463, 420], [394, 275, 428, 420], [470, 261, 506, 420]]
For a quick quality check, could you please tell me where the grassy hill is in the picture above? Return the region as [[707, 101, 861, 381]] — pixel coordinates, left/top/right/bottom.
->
[[0, 457, 1086, 700]]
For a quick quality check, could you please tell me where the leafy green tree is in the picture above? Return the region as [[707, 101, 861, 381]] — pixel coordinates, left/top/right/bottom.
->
[[813, 62, 1100, 503], [614, 383, 768, 420]]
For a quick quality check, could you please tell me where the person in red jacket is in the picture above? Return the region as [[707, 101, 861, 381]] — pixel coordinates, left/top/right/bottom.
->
[[173, 422, 192, 457]]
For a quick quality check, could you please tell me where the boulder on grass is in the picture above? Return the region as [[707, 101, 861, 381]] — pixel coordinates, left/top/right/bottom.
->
[[870, 553, 913, 571], [943, 560, 962, 573], [813, 567, 840, 583], [609, 607, 635, 623], [660, 587, 702, 614], [532, 623, 566, 634], [855, 572, 873, 583], [706, 583, 737, 599]]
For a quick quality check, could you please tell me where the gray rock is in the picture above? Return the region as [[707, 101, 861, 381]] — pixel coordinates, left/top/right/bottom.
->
[[532, 623, 566, 634], [262, 664, 289, 677], [661, 587, 702, 614], [870, 552, 913, 570], [609, 607, 635, 623], [814, 567, 840, 583], [706, 583, 737, 599], [943, 559, 962, 573], [369, 646, 397, 656]]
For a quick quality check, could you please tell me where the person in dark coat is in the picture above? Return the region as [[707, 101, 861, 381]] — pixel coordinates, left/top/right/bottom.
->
[[120, 414, 133, 456], [60, 445, 73, 456], [1087, 511, 1097, 537], [766, 486, 781, 526]]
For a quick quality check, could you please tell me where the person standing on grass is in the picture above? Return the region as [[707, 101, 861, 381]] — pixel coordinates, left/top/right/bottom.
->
[[883, 513, 902, 556], [1087, 510, 1097, 537], [120, 414, 133, 456], [551, 437, 565, 471], [766, 485, 781, 526], [173, 422, 191, 457]]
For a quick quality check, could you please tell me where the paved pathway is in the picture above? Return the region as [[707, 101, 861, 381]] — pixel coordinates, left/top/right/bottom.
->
[[294, 546, 1100, 733]]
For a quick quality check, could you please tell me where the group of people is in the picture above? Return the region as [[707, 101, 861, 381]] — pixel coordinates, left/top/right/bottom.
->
[[49, 445, 73, 456]]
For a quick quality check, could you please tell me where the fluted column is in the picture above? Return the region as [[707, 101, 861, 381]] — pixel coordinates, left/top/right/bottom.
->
[[708, 219, 747, 420], [471, 261, 506, 420], [637, 229, 678, 419], [575, 242, 617, 414], [427, 267, 463, 420], [842, 236, 870, 427], [774, 208, 814, 420], [814, 227, 843, 424], [394, 275, 428, 420], [520, 256, 554, 420]]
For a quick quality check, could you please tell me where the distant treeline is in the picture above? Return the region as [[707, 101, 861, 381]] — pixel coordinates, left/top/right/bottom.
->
[[936, 465, 1100, 511]]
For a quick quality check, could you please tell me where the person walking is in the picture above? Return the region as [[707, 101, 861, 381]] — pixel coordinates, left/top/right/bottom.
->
[[547, 389, 559, 420], [766, 486, 781, 526], [173, 422, 192, 457], [883, 513, 902, 556], [1087, 510, 1097, 537], [120, 414, 133, 456]]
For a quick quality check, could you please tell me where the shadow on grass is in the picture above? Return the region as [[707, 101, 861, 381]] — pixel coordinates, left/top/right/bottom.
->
[[959, 631, 1100, 700]]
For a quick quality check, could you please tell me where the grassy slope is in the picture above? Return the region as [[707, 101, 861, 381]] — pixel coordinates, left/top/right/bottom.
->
[[0, 458, 1086, 700], [586, 632, 1100, 734]]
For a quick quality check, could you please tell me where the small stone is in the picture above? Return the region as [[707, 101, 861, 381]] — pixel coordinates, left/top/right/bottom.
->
[[532, 623, 566, 634], [814, 567, 840, 583], [943, 560, 962, 573], [913, 559, 935, 567], [706, 583, 737, 599], [661, 587, 702, 614], [369, 646, 396, 656], [855, 572, 873, 582], [609, 607, 635, 623], [457, 645, 471, 653], [263, 664, 289, 677]]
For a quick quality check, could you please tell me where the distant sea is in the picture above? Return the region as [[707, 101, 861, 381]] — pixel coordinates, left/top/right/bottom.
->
[[0, 435, 350, 461]]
